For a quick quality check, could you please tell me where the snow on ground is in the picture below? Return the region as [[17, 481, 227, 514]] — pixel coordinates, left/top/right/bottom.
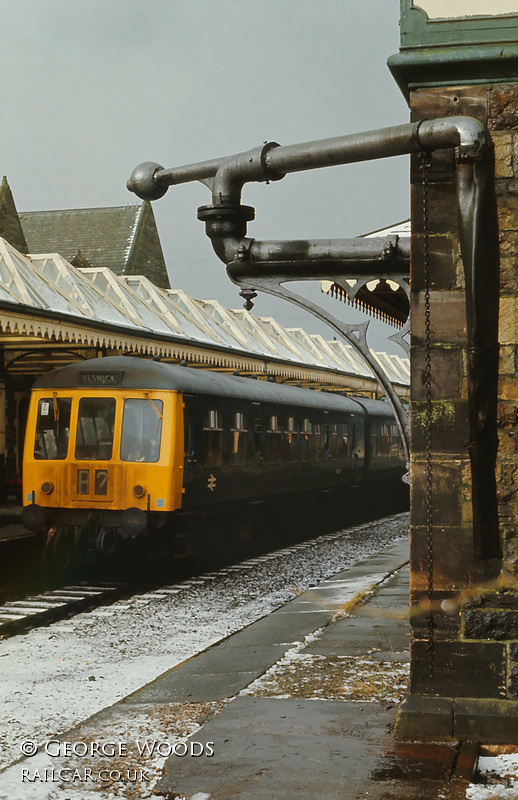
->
[[466, 754, 518, 799], [0, 514, 408, 782]]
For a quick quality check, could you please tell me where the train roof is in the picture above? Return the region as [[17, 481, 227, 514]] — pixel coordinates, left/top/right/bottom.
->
[[32, 356, 395, 417]]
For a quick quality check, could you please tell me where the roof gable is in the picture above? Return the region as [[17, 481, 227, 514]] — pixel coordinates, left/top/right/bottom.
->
[[19, 202, 170, 289], [0, 177, 28, 254]]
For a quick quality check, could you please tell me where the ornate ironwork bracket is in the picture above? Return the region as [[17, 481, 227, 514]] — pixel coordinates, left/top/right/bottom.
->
[[225, 240, 411, 462]]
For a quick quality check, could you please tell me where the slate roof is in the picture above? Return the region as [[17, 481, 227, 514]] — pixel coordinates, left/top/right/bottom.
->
[[18, 205, 142, 275]]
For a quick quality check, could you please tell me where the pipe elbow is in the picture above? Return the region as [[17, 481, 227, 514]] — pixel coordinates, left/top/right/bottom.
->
[[211, 142, 284, 203], [210, 235, 246, 265], [417, 116, 488, 158]]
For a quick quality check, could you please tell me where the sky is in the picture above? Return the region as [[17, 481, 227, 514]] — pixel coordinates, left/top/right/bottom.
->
[[3, 0, 410, 354]]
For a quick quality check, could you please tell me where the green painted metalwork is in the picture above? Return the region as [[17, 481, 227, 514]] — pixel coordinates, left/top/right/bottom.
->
[[400, 1, 518, 48], [391, 2, 518, 100]]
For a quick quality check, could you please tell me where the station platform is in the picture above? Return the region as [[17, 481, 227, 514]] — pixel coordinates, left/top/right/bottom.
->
[[143, 536, 471, 800], [4, 531, 494, 800]]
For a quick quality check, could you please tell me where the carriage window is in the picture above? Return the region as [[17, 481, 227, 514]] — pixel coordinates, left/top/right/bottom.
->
[[380, 423, 390, 455], [120, 398, 162, 463], [75, 397, 116, 461], [313, 422, 322, 460], [231, 411, 247, 465], [371, 423, 378, 455], [328, 423, 338, 458], [300, 418, 312, 461], [390, 424, 404, 457], [340, 423, 349, 458], [284, 417, 298, 461], [34, 397, 72, 460], [202, 409, 223, 466], [265, 415, 282, 462], [253, 418, 262, 457]]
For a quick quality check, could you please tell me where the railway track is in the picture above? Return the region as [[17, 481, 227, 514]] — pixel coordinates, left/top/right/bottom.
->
[[0, 521, 376, 639], [0, 583, 127, 637]]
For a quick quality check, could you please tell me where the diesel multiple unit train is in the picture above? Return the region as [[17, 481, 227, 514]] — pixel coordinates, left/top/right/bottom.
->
[[21, 356, 406, 564]]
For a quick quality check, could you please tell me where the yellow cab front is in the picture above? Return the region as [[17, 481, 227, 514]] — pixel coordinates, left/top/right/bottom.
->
[[22, 388, 184, 531]]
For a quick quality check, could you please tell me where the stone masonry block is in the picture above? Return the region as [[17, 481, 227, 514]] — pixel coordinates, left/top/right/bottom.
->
[[454, 698, 518, 744], [412, 291, 467, 346], [508, 666, 518, 699], [497, 400, 518, 429], [498, 425, 518, 457], [499, 255, 518, 294], [499, 374, 518, 402], [490, 86, 518, 130], [411, 400, 469, 453], [411, 182, 458, 236], [499, 297, 518, 345], [411, 460, 462, 527], [395, 695, 454, 741], [493, 133, 514, 179], [410, 234, 457, 293], [410, 347, 461, 400], [497, 196, 518, 231], [410, 526, 500, 592], [499, 345, 517, 376], [463, 609, 518, 640], [412, 86, 488, 126], [410, 640, 506, 698], [410, 590, 461, 640]]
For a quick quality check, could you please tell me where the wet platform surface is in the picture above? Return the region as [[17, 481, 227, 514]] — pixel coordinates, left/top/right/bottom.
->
[[148, 537, 463, 799], [157, 697, 458, 800]]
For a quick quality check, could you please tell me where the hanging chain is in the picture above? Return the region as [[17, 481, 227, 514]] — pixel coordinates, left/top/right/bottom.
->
[[421, 151, 435, 679]]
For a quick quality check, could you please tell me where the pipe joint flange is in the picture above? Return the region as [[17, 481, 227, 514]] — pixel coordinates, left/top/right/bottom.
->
[[197, 203, 255, 222], [197, 203, 255, 224], [126, 161, 168, 201], [260, 142, 286, 182], [197, 203, 255, 242]]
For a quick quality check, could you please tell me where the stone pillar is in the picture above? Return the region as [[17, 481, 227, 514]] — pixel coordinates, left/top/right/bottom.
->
[[389, 2, 518, 742]]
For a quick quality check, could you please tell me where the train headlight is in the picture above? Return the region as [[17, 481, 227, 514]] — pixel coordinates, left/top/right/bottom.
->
[[41, 482, 54, 495], [133, 484, 146, 498], [121, 507, 148, 537], [20, 503, 47, 532]]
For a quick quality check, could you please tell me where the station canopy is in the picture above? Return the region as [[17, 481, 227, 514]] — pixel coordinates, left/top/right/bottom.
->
[[0, 237, 409, 393]]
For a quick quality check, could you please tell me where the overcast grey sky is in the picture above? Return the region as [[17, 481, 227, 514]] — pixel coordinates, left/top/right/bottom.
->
[[4, 0, 409, 353]]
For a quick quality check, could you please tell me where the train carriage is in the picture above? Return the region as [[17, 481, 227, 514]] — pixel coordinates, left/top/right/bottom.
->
[[21, 356, 405, 562]]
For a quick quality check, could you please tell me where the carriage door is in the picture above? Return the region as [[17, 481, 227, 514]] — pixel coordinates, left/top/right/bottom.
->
[[182, 394, 197, 497]]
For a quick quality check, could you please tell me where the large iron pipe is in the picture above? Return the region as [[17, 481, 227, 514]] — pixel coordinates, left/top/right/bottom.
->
[[208, 234, 410, 275], [127, 116, 487, 203]]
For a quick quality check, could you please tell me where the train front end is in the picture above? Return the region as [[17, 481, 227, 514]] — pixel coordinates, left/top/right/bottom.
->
[[21, 364, 185, 557]]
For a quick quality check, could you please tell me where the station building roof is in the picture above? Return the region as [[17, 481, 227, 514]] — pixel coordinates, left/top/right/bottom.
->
[[0, 237, 409, 395], [18, 202, 170, 289]]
